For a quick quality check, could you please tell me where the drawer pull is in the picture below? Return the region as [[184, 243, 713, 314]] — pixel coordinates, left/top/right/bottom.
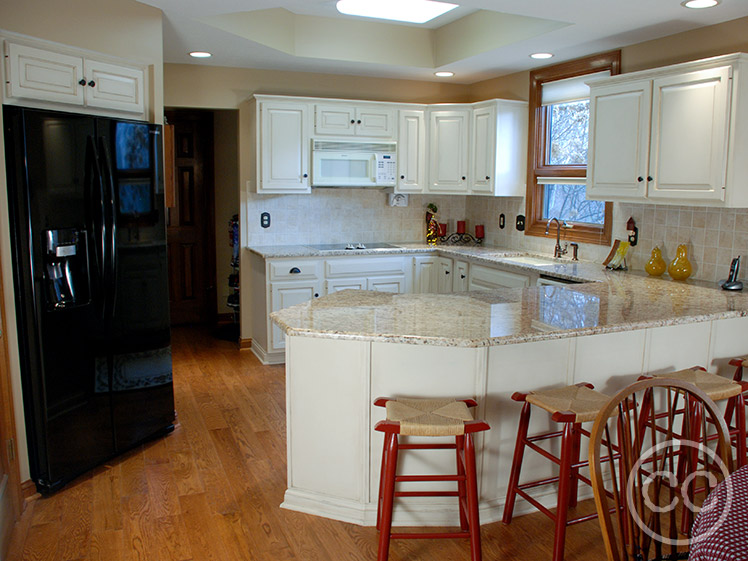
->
[[289, 267, 301, 274]]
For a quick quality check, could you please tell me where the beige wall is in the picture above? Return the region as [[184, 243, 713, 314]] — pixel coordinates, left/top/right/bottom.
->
[[164, 64, 473, 109], [0, 0, 165, 482]]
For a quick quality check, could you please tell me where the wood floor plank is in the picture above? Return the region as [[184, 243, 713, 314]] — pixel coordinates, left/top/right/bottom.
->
[[6, 326, 610, 561]]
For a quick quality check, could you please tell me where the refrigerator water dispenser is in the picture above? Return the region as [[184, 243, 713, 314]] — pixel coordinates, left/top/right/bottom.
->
[[44, 228, 90, 309]]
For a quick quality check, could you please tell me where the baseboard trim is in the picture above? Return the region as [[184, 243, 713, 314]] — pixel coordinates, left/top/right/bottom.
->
[[238, 337, 252, 350], [249, 340, 284, 365], [20, 479, 38, 505]]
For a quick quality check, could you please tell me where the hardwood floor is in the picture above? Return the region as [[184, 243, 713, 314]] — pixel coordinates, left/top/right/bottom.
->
[[6, 327, 607, 561]]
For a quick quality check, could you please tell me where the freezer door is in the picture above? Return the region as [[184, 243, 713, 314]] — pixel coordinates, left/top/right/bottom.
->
[[3, 107, 115, 491], [96, 118, 174, 451]]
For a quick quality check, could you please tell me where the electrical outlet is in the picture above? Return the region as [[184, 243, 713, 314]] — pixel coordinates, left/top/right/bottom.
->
[[261, 212, 271, 228], [516, 215, 525, 231], [499, 213, 505, 229]]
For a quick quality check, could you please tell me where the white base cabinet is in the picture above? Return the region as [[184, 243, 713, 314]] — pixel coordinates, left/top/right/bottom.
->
[[587, 53, 748, 206], [280, 317, 747, 526]]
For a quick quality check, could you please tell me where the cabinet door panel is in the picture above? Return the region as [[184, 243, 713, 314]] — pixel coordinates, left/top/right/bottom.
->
[[437, 257, 453, 294], [453, 261, 469, 292], [327, 278, 367, 293], [587, 80, 652, 200], [648, 66, 730, 201], [396, 110, 426, 193], [315, 105, 356, 136], [470, 105, 496, 194], [413, 257, 437, 294], [468, 264, 529, 290], [270, 281, 321, 351], [260, 103, 310, 193], [367, 275, 406, 293], [84, 59, 144, 115], [356, 108, 395, 137], [429, 110, 469, 193], [7, 42, 84, 106]]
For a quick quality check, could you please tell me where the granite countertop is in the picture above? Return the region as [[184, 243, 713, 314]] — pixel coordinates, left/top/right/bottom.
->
[[260, 243, 747, 347]]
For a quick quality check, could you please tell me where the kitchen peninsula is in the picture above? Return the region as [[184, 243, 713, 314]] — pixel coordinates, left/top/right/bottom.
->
[[267, 245, 748, 527]]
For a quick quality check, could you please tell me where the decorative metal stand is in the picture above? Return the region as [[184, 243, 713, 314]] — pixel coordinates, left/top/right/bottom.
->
[[439, 233, 484, 246]]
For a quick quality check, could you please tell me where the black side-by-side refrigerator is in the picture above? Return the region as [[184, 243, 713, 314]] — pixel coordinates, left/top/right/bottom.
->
[[3, 106, 175, 494]]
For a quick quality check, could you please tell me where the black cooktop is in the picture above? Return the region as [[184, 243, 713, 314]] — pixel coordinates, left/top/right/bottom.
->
[[306, 242, 397, 251]]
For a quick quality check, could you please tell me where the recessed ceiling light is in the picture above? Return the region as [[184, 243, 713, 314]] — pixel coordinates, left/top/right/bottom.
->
[[530, 53, 554, 60], [336, 0, 459, 24], [189, 51, 212, 58], [435, 71, 455, 77], [681, 0, 720, 7]]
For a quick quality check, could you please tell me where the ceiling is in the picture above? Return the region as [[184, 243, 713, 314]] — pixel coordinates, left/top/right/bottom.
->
[[138, 0, 748, 83]]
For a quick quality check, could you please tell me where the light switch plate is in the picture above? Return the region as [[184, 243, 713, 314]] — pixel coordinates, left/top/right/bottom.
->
[[388, 193, 408, 207]]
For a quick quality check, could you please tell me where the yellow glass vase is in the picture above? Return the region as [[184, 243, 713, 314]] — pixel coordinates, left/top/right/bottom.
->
[[645, 246, 667, 277], [668, 244, 692, 281]]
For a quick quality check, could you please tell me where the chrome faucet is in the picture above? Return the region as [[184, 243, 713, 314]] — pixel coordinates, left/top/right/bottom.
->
[[545, 217, 569, 258]]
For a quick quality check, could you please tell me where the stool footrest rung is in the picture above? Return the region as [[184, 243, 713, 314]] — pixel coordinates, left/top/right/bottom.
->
[[396, 491, 460, 497], [391, 531, 470, 540], [518, 476, 559, 490], [396, 474, 465, 483]]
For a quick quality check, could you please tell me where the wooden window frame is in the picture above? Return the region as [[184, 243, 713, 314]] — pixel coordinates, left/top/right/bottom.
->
[[525, 51, 621, 245]]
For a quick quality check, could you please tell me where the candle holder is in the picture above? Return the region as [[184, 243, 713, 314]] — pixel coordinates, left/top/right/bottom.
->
[[439, 232, 483, 246]]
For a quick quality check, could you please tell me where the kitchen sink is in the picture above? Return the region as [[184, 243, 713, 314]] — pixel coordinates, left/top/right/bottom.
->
[[501, 255, 559, 266]]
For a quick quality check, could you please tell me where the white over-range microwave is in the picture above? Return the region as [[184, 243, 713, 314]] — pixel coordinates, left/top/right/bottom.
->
[[311, 140, 397, 187]]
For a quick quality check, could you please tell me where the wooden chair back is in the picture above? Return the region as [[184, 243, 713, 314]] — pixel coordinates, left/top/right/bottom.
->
[[589, 378, 733, 561]]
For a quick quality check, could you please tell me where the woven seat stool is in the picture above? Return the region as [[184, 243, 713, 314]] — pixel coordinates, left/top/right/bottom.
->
[[502, 383, 612, 561], [641, 366, 748, 467], [374, 397, 490, 561]]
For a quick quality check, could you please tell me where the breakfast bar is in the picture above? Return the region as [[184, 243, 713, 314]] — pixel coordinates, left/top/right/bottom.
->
[[270, 256, 748, 527]]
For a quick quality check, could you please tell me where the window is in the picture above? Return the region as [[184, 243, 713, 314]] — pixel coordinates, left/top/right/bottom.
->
[[525, 51, 621, 245]]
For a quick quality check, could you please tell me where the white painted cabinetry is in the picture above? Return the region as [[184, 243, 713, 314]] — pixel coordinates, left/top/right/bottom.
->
[[4, 39, 145, 116], [324, 257, 408, 294], [396, 109, 427, 193], [315, 104, 396, 138], [587, 53, 748, 206], [428, 107, 470, 193], [468, 264, 532, 290], [413, 255, 439, 294], [258, 100, 312, 194], [453, 260, 470, 292], [436, 257, 454, 294]]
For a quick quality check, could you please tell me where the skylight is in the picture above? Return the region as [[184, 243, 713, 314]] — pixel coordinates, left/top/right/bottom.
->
[[336, 0, 459, 24]]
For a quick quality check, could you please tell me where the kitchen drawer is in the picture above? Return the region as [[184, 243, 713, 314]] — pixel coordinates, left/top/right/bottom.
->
[[469, 264, 530, 290], [269, 259, 322, 281], [325, 257, 406, 278]]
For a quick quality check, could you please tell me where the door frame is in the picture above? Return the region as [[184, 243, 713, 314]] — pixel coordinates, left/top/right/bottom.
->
[[165, 109, 217, 325], [0, 250, 23, 557]]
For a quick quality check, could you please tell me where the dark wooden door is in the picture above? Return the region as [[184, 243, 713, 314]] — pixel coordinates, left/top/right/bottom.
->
[[165, 110, 216, 325]]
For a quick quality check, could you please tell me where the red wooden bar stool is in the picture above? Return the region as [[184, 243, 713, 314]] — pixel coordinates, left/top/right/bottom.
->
[[641, 366, 748, 467], [374, 397, 490, 561], [503, 383, 612, 561]]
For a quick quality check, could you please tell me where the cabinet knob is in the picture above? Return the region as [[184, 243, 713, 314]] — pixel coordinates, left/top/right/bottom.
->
[[289, 267, 301, 274], [461, 274, 466, 279], [314, 293, 319, 298], [78, 78, 87, 86], [400, 175, 405, 179], [461, 176, 466, 181], [485, 176, 490, 180], [445, 271, 450, 275], [303, 173, 308, 178], [357, 120, 361, 124], [88, 80, 96, 87], [350, 119, 355, 124], [637, 176, 644, 182], [647, 176, 653, 182]]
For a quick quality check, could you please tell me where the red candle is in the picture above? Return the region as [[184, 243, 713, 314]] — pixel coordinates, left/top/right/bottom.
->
[[475, 224, 485, 239], [457, 220, 466, 234], [438, 223, 447, 237]]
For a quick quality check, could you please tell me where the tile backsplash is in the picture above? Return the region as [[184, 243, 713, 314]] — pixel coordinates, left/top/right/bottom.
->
[[246, 188, 744, 285]]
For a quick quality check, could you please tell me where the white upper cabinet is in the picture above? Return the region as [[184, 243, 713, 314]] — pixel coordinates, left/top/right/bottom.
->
[[4, 39, 145, 117], [587, 53, 748, 206], [396, 109, 427, 193], [470, 100, 528, 197], [258, 101, 312, 194], [428, 108, 470, 193], [314, 104, 396, 138]]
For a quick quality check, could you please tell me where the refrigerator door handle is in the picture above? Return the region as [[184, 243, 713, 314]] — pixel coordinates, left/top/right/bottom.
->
[[85, 136, 107, 319], [98, 137, 117, 319]]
